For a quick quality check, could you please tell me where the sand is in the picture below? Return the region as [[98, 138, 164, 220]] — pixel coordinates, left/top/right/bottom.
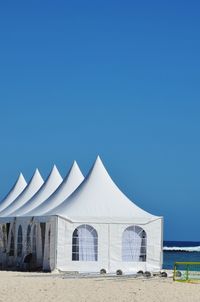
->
[[0, 271, 199, 302]]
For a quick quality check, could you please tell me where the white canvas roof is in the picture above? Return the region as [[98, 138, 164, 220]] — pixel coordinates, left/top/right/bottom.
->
[[26, 161, 84, 216], [46, 156, 160, 223], [0, 173, 27, 212], [0, 169, 44, 217], [10, 165, 63, 216]]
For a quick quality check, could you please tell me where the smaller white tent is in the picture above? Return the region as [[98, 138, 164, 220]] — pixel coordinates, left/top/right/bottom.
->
[[26, 161, 84, 216], [10, 165, 63, 217], [0, 169, 44, 217], [45, 156, 163, 273], [0, 173, 27, 212]]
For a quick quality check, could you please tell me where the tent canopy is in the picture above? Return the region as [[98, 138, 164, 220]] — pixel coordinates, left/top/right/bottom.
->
[[10, 165, 63, 216], [25, 161, 84, 216], [0, 169, 44, 217], [47, 156, 160, 223], [0, 173, 27, 212]]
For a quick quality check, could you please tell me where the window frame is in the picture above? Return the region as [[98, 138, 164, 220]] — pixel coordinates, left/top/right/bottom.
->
[[122, 225, 147, 262], [72, 224, 98, 262]]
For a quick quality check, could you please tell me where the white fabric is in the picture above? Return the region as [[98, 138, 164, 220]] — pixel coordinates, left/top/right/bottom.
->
[[26, 161, 84, 216], [122, 226, 146, 262], [0, 169, 44, 217], [56, 217, 162, 273], [11, 165, 63, 216], [0, 173, 27, 212], [46, 156, 160, 223], [73, 225, 98, 261]]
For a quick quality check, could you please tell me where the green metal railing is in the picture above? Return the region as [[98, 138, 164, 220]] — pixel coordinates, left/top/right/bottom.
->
[[173, 262, 200, 283]]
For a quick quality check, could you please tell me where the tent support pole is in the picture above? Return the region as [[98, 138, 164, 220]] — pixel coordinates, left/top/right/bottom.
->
[[108, 224, 110, 273], [55, 216, 58, 270]]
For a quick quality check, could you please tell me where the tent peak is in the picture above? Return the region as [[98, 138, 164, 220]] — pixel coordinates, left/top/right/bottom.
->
[[96, 155, 102, 161], [18, 172, 26, 182], [64, 161, 84, 181], [89, 155, 109, 177], [71, 160, 80, 169], [30, 168, 44, 184], [0, 172, 27, 213], [47, 164, 62, 181], [51, 164, 60, 172], [17, 173, 27, 187], [93, 155, 104, 165], [93, 155, 107, 169]]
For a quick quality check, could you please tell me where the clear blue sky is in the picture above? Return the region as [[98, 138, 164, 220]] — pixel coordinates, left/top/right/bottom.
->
[[0, 0, 200, 241]]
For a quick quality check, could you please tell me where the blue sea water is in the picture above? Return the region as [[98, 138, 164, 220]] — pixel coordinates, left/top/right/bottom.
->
[[163, 241, 200, 269]]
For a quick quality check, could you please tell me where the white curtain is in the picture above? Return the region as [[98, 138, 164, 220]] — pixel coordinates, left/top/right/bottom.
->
[[122, 226, 146, 262], [72, 225, 98, 261]]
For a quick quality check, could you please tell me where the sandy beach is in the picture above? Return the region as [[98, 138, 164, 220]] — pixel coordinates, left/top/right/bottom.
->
[[0, 271, 199, 302]]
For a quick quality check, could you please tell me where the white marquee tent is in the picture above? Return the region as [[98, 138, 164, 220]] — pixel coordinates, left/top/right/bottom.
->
[[0, 157, 163, 274], [0, 173, 27, 213]]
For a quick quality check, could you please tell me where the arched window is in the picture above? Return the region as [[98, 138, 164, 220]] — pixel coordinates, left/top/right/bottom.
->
[[48, 227, 51, 261], [32, 225, 37, 256], [2, 224, 7, 251], [48, 228, 51, 246], [17, 225, 23, 257], [0, 224, 7, 252], [26, 225, 31, 253], [40, 223, 46, 258], [9, 229, 15, 256], [122, 225, 146, 262], [72, 224, 98, 261]]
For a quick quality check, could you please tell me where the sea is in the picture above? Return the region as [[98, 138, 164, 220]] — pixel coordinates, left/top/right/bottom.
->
[[163, 241, 200, 269]]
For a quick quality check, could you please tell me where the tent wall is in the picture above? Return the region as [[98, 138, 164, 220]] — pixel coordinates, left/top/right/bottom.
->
[[109, 218, 163, 273], [56, 216, 163, 273], [0, 215, 163, 273], [57, 217, 109, 272], [0, 216, 57, 271]]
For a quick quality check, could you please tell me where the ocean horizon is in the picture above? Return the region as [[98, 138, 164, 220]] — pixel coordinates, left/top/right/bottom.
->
[[163, 241, 200, 269]]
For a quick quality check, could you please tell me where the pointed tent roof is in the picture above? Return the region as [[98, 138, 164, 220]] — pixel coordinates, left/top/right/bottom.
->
[[10, 165, 63, 216], [26, 161, 84, 216], [0, 169, 44, 217], [46, 156, 160, 223], [0, 173, 27, 212]]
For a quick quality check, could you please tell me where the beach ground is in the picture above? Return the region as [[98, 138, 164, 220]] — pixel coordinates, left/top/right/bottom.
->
[[0, 271, 199, 302]]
